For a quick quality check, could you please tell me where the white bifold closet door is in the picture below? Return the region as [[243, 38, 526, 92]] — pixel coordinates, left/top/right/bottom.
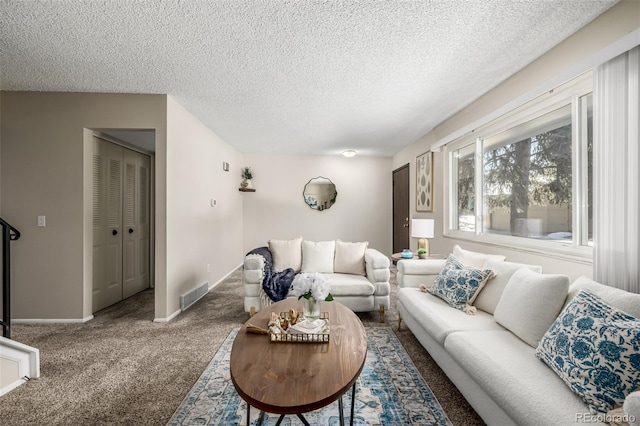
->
[[93, 136, 150, 313]]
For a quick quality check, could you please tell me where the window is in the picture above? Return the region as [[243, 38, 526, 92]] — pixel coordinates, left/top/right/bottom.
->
[[447, 74, 593, 256]]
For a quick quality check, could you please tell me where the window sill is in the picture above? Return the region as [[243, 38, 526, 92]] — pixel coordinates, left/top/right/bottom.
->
[[443, 231, 593, 265]]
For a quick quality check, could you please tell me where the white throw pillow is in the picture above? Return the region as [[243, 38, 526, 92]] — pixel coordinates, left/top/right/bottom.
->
[[494, 268, 569, 348], [474, 259, 543, 314], [452, 244, 506, 269], [334, 240, 368, 275], [566, 276, 640, 318], [301, 240, 335, 273], [268, 237, 303, 272]]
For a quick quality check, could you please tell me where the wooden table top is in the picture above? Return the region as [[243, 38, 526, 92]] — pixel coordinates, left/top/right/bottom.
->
[[230, 299, 367, 415]]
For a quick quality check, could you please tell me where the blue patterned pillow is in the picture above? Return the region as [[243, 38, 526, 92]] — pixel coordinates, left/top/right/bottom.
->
[[428, 255, 494, 312], [535, 289, 640, 414]]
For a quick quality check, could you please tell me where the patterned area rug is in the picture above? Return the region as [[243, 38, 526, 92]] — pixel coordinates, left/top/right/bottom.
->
[[168, 327, 452, 426]]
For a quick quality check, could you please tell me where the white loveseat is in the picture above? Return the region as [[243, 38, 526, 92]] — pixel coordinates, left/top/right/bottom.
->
[[397, 245, 640, 426], [243, 237, 391, 322]]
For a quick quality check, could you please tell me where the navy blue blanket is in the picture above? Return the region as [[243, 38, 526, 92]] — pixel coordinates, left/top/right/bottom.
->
[[247, 247, 295, 302]]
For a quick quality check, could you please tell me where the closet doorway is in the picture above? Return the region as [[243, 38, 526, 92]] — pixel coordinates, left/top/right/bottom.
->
[[92, 135, 151, 313]]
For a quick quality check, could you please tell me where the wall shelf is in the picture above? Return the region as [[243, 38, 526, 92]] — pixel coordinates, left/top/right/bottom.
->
[[239, 188, 256, 192]]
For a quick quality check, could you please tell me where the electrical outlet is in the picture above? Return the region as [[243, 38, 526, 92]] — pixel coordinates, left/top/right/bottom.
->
[[211, 198, 217, 207], [37, 216, 46, 227], [207, 263, 210, 272]]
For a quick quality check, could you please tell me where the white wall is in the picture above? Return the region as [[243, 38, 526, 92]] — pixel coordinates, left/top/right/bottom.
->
[[242, 155, 392, 255], [165, 97, 244, 319], [392, 1, 640, 281]]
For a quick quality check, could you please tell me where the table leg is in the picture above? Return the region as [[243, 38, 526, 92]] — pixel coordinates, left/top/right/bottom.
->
[[275, 414, 286, 426], [350, 382, 357, 426], [338, 396, 345, 426], [296, 414, 311, 425], [246, 403, 250, 426]]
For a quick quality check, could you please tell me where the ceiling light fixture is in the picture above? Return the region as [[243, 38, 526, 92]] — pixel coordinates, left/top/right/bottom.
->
[[342, 150, 357, 158]]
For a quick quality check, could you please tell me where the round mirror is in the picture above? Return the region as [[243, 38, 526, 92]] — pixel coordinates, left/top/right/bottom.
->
[[303, 177, 337, 211]]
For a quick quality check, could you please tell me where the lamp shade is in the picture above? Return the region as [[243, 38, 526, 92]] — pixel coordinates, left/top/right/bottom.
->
[[411, 219, 435, 239]]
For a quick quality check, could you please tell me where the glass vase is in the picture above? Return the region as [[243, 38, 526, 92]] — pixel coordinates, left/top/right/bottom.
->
[[302, 296, 321, 326]]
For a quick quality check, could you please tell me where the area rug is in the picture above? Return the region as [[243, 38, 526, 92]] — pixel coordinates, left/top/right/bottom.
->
[[167, 327, 452, 426]]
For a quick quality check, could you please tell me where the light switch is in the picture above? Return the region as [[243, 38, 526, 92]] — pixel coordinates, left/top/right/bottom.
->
[[37, 216, 46, 227]]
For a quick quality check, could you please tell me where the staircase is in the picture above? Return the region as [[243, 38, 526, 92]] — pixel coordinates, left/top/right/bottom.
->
[[0, 336, 40, 396], [0, 218, 40, 396]]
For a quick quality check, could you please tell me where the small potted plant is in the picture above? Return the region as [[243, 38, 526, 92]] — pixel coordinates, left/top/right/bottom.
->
[[417, 248, 428, 259], [240, 167, 254, 188]]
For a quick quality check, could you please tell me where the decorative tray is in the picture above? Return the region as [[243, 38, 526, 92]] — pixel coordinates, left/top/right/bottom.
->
[[246, 310, 330, 343]]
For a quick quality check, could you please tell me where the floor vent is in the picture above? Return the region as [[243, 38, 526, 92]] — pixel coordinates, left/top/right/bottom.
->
[[180, 282, 209, 311]]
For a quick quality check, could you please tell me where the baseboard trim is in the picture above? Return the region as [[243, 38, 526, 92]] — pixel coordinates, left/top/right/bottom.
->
[[154, 263, 243, 323], [153, 309, 181, 323], [209, 263, 243, 291], [13, 315, 94, 324]]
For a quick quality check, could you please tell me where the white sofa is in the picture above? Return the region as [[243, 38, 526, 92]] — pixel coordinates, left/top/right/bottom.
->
[[243, 238, 391, 322], [397, 245, 640, 426]]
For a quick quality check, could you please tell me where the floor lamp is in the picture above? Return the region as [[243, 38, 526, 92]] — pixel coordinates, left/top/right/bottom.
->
[[411, 219, 435, 255]]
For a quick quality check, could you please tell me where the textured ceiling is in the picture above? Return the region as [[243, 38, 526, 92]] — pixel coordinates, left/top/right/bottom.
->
[[0, 1, 618, 156]]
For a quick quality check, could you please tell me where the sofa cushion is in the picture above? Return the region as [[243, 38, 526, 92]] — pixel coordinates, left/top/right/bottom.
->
[[429, 255, 495, 312], [536, 289, 640, 414], [474, 259, 543, 315], [268, 237, 303, 272], [445, 330, 593, 426], [398, 287, 504, 344], [319, 273, 375, 296], [452, 244, 506, 268], [301, 240, 335, 273], [494, 268, 569, 347], [334, 240, 368, 275], [566, 276, 640, 318]]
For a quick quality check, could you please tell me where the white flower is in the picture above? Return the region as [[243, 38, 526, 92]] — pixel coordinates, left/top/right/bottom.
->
[[290, 272, 333, 301], [311, 279, 331, 301]]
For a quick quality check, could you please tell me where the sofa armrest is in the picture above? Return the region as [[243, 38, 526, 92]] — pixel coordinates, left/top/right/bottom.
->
[[243, 253, 266, 313], [396, 258, 446, 288], [364, 248, 390, 289]]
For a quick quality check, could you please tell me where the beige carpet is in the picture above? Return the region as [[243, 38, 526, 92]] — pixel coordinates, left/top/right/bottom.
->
[[0, 267, 484, 425]]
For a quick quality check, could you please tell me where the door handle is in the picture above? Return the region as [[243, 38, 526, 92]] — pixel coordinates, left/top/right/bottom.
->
[[403, 224, 409, 227], [112, 229, 118, 236], [129, 228, 134, 234]]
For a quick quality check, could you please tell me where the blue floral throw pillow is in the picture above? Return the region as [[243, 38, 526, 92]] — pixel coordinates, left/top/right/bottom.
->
[[535, 289, 640, 414], [428, 255, 494, 313]]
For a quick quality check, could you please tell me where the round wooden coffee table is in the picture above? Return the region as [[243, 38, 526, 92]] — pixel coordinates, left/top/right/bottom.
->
[[230, 298, 367, 426]]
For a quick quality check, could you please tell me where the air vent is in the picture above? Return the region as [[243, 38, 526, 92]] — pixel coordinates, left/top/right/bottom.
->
[[180, 282, 209, 311]]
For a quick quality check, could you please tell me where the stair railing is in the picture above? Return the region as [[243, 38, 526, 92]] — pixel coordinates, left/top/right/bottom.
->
[[1, 218, 21, 339]]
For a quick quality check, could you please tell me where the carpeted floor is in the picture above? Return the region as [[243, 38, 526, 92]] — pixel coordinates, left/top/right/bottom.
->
[[0, 266, 485, 426]]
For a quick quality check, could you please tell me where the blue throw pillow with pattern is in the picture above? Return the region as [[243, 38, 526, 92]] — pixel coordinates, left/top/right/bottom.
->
[[535, 289, 640, 414], [428, 255, 494, 313]]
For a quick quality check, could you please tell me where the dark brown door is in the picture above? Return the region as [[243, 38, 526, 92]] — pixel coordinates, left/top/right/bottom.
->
[[393, 164, 410, 254]]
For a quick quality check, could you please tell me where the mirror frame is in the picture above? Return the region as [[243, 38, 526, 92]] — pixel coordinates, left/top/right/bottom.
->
[[303, 176, 337, 211]]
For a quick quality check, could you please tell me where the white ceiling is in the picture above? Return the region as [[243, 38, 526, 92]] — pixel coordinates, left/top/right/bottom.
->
[[0, 1, 618, 156]]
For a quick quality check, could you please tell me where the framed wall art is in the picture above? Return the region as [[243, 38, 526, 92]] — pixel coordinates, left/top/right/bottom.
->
[[416, 151, 433, 212]]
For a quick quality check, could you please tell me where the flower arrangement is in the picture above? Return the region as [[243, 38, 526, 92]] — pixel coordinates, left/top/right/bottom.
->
[[290, 272, 334, 302], [417, 248, 427, 255]]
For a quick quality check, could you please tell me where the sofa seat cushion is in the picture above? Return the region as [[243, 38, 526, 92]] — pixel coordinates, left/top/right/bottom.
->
[[397, 287, 504, 345], [319, 273, 375, 296], [445, 330, 594, 426]]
